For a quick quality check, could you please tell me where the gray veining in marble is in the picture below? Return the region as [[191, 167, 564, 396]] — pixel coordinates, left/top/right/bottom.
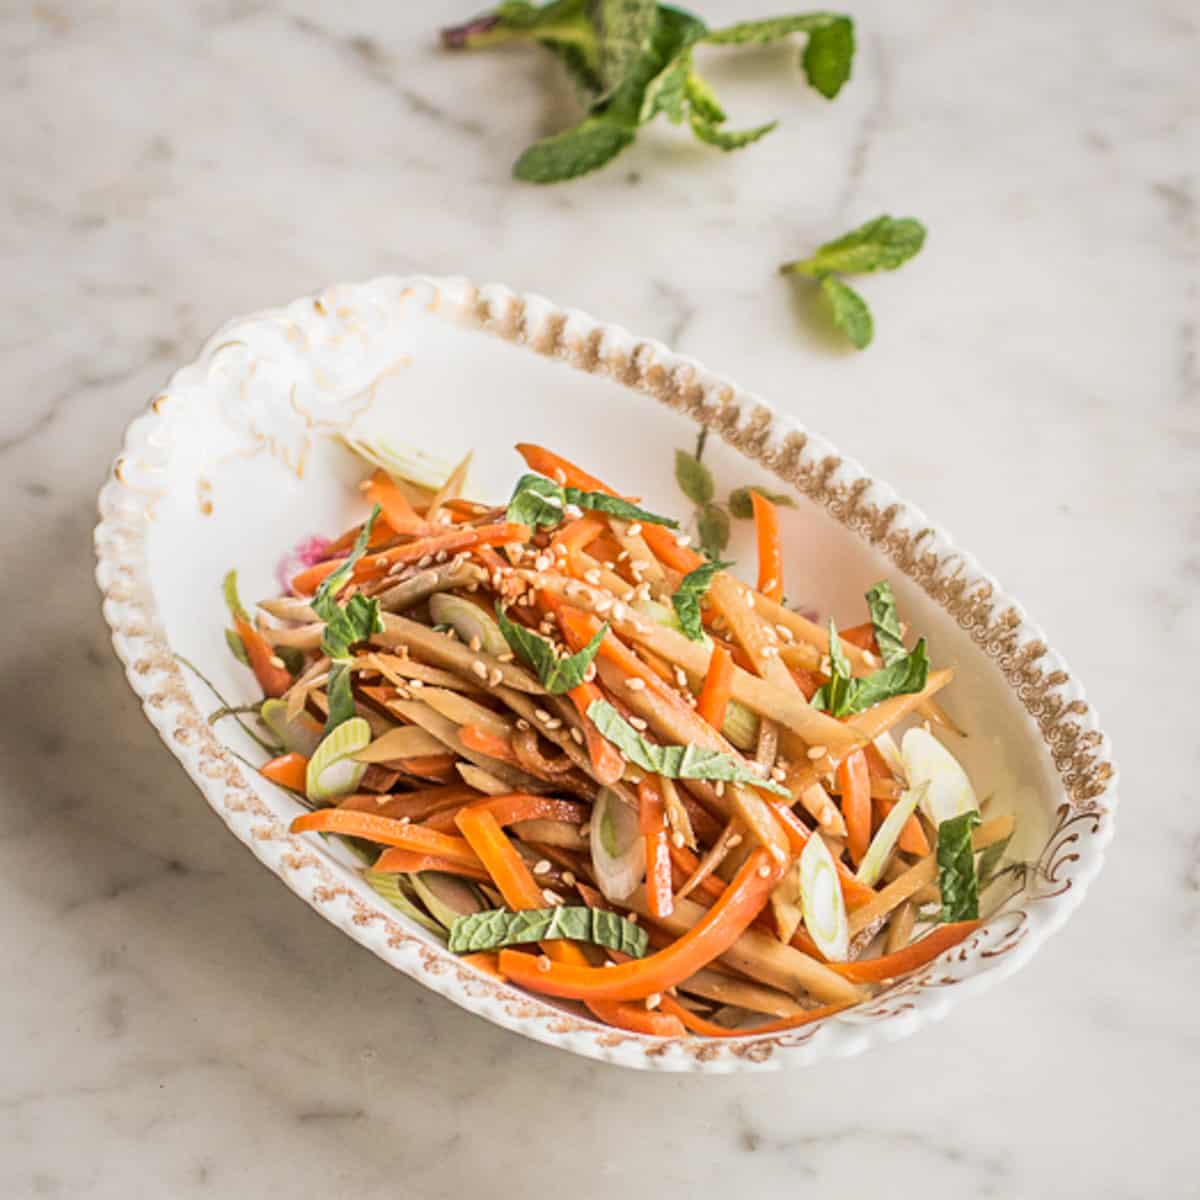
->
[[2, 0, 1197, 1196]]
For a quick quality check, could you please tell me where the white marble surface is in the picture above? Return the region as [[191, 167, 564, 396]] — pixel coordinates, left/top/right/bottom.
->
[[2, 0, 1196, 1194]]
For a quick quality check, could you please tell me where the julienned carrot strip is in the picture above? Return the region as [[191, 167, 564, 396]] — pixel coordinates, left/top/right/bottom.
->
[[790, 667, 823, 700], [427, 792, 588, 834], [397, 754, 459, 782], [829, 921, 981, 983], [639, 779, 674, 920], [552, 512, 607, 559], [291, 522, 531, 594], [363, 469, 428, 535], [327, 514, 396, 554], [766, 801, 877, 912], [659, 993, 851, 1038], [338, 785, 479, 823], [838, 749, 872, 865], [372, 848, 492, 883], [458, 952, 505, 980], [668, 842, 726, 904], [839, 622, 878, 653], [235, 617, 292, 697], [497, 848, 784, 1002], [290, 809, 482, 868], [877, 796, 932, 855], [696, 643, 734, 729], [749, 491, 783, 602], [260, 752, 308, 792], [459, 724, 516, 763]]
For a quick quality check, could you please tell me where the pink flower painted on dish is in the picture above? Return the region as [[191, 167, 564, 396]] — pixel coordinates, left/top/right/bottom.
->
[[276, 534, 332, 595]]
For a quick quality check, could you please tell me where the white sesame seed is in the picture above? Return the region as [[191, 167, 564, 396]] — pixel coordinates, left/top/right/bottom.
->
[[761, 577, 777, 595], [533, 859, 552, 875], [675, 533, 691, 547], [570, 727, 584, 745], [553, 468, 567, 484], [644, 992, 662, 1010], [542, 888, 564, 906], [583, 568, 602, 586], [616, 549, 631, 563], [594, 596, 613, 614], [535, 708, 552, 723], [563, 503, 583, 519], [757, 864, 771, 878], [775, 624, 794, 642], [583, 664, 597, 683], [627, 523, 642, 537], [744, 592, 756, 609], [562, 871, 577, 886], [399, 816, 411, 825], [408, 678, 424, 689], [471, 660, 488, 680], [545, 718, 562, 730], [516, 718, 531, 731], [435, 550, 448, 564], [626, 677, 646, 691], [806, 744, 827, 760], [537, 954, 552, 972], [269, 655, 286, 669], [862, 650, 879, 668], [629, 716, 648, 731], [674, 667, 689, 687], [468, 635, 482, 653], [771, 766, 787, 782], [534, 555, 551, 572], [418, 555, 433, 569], [489, 668, 503, 687], [726, 834, 742, 848], [671, 830, 685, 848], [714, 781, 725, 797]]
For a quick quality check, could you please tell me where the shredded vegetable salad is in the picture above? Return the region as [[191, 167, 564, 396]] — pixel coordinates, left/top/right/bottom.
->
[[217, 440, 1014, 1039]]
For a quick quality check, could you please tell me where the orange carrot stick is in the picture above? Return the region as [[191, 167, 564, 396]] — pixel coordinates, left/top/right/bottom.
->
[[363, 469, 428, 536], [235, 617, 293, 697], [458, 952, 506, 980], [839, 622, 878, 653], [260, 752, 308, 792], [290, 809, 482, 868], [696, 643, 734, 729], [829, 921, 981, 982], [876, 796, 932, 855], [749, 491, 783, 602], [659, 993, 851, 1037], [338, 785, 479, 823], [552, 512, 607, 560], [497, 848, 784, 1002], [291, 522, 531, 594], [425, 792, 588, 833], [766, 800, 877, 912], [458, 724, 516, 763], [371, 848, 492, 883], [838, 748, 872, 865], [639, 778, 674, 920]]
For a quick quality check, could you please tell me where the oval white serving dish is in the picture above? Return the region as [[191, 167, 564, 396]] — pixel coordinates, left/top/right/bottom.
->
[[94, 275, 1117, 1071]]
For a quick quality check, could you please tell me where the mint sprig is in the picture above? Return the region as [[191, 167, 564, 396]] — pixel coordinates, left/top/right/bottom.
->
[[496, 603, 609, 693], [671, 559, 731, 641], [442, 4, 856, 183], [506, 472, 678, 530], [937, 811, 982, 922], [448, 905, 649, 955], [781, 215, 926, 349], [812, 618, 929, 716]]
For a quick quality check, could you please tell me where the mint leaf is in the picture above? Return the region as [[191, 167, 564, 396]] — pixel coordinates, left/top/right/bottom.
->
[[448, 905, 649, 955], [514, 116, 636, 183], [674, 449, 713, 504], [783, 215, 927, 277], [697, 502, 730, 560], [587, 699, 790, 795], [496, 603, 608, 693], [683, 70, 725, 122], [312, 505, 382, 618], [441, 0, 596, 51], [812, 619, 929, 716], [507, 473, 679, 529], [324, 660, 357, 735], [671, 559, 732, 641], [728, 485, 796, 520], [937, 811, 982, 922], [801, 15, 854, 98], [507, 473, 567, 528], [689, 115, 776, 151], [820, 275, 873, 349], [704, 14, 838, 45], [866, 579, 905, 665], [590, 0, 658, 98], [976, 832, 1014, 891], [640, 47, 693, 123], [320, 592, 383, 660]]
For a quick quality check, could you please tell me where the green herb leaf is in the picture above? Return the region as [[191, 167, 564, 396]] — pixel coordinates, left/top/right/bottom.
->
[[224, 628, 250, 666], [324, 660, 357, 735], [506, 472, 567, 528], [276, 645, 306, 676], [865, 580, 905, 665], [589, 0, 658, 98], [671, 559, 732, 641], [640, 47, 693, 123], [674, 449, 714, 504], [312, 506, 382, 619], [363, 871, 446, 936], [704, 13, 838, 46], [812, 619, 929, 716], [819, 275, 873, 349], [587, 699, 790, 795], [496, 604, 608, 693], [801, 15, 854, 98], [937, 810, 982, 922], [697, 502, 731, 560], [320, 592, 383, 660], [683, 70, 725, 122], [976, 832, 1014, 891], [688, 115, 777, 151], [782, 215, 927, 278], [507, 472, 679, 529], [513, 115, 636, 183], [448, 904, 649, 955], [728, 485, 796, 520], [441, 0, 596, 52]]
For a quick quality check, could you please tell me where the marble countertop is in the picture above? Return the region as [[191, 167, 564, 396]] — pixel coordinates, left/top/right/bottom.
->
[[3, 0, 1195, 1195]]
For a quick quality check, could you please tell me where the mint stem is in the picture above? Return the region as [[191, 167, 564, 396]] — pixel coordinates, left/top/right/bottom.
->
[[441, 14, 513, 50]]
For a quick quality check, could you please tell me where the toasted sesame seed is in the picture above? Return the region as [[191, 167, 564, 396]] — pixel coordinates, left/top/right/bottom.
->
[[583, 663, 597, 683], [570, 727, 584, 744], [545, 718, 562, 730], [775, 624, 794, 642], [468, 635, 482, 653], [862, 650, 879, 668], [671, 830, 685, 848], [534, 708, 552, 723], [408, 677, 424, 689], [563, 503, 583, 519], [629, 716, 648, 731], [418, 555, 433, 569], [542, 888, 564, 906], [534, 555, 551, 572], [269, 655, 286, 669], [626, 677, 646, 691], [627, 523, 642, 537], [516, 718, 531, 731], [435, 550, 448, 563], [726, 834, 743, 848], [471, 660, 488, 680], [757, 864, 771, 878], [497, 652, 515, 663], [644, 992, 662, 1010], [714, 781, 725, 797], [537, 954, 552, 973], [626, 913, 639, 924], [489, 668, 504, 687], [675, 533, 691, 547], [771, 766, 787, 782], [583, 568, 602, 586], [806, 744, 827, 760], [533, 859, 552, 875], [616, 549, 631, 563], [562, 871, 577, 886]]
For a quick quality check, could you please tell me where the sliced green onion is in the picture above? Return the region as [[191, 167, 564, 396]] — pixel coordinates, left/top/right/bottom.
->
[[305, 716, 371, 801], [410, 871, 490, 931], [855, 781, 928, 887], [363, 871, 444, 936], [901, 728, 978, 826], [872, 730, 906, 778], [720, 698, 759, 751], [428, 593, 508, 657], [260, 698, 323, 757], [341, 434, 455, 491], [799, 833, 849, 962], [590, 787, 644, 903]]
